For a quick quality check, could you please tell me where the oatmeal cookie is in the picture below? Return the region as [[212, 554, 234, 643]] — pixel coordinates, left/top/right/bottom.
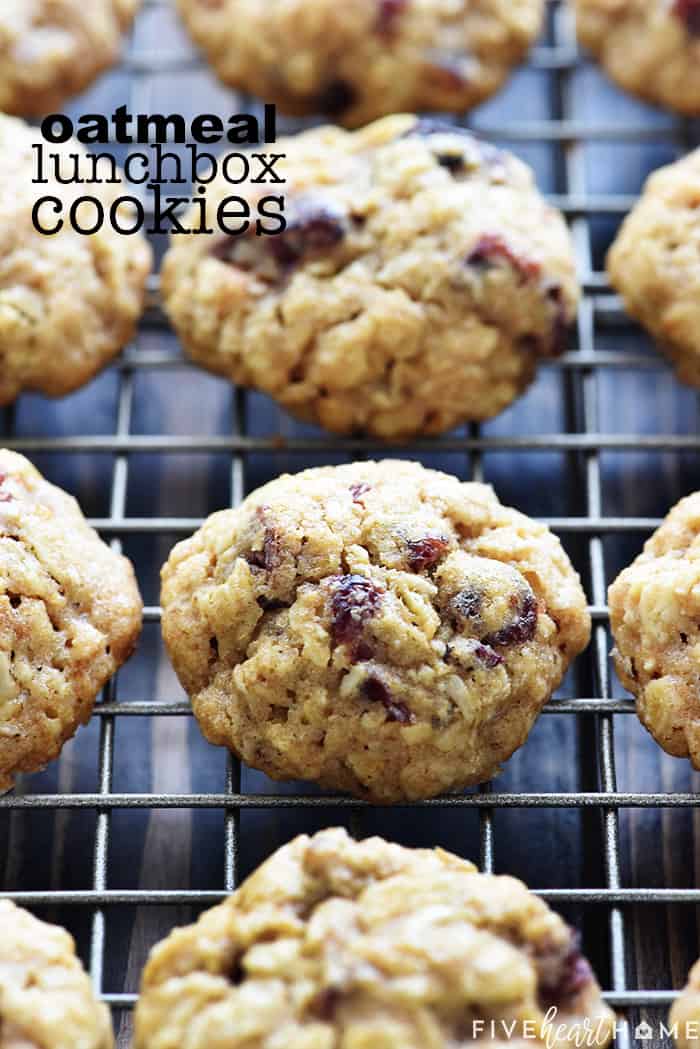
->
[[671, 958, 700, 1049], [162, 115, 579, 440], [0, 900, 113, 1049], [161, 460, 590, 803], [134, 827, 615, 1049], [0, 450, 143, 793], [575, 0, 700, 114], [177, 0, 544, 127], [607, 149, 700, 388], [609, 492, 700, 767], [0, 0, 139, 117], [0, 114, 151, 405]]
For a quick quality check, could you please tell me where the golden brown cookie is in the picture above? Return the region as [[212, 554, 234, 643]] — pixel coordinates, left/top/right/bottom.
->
[[134, 828, 616, 1049], [609, 492, 700, 767], [575, 0, 700, 115], [162, 115, 579, 440], [161, 460, 591, 803], [0, 451, 143, 792], [0, 0, 139, 117], [177, 0, 544, 127], [0, 900, 113, 1049], [0, 113, 152, 405], [608, 148, 700, 389]]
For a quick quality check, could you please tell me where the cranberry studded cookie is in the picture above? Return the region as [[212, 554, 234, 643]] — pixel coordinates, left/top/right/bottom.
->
[[0, 900, 114, 1049], [575, 0, 700, 114], [134, 828, 615, 1049], [0, 0, 139, 117], [609, 492, 700, 768], [161, 461, 590, 803], [0, 114, 151, 405], [162, 115, 579, 440], [177, 0, 544, 127], [608, 149, 700, 389], [0, 451, 143, 792]]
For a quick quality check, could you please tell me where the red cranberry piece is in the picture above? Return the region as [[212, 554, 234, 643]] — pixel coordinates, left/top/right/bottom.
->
[[330, 575, 383, 650], [376, 0, 407, 37], [0, 473, 11, 503], [349, 482, 371, 505], [245, 513, 280, 572], [483, 592, 538, 648], [536, 933, 593, 1009], [674, 0, 700, 34], [467, 234, 541, 284], [407, 535, 450, 572], [473, 642, 504, 669], [315, 79, 357, 117], [364, 674, 415, 725], [269, 199, 347, 268], [452, 587, 482, 621]]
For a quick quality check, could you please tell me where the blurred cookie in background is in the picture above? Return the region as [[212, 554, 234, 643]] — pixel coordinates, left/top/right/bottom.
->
[[0, 0, 140, 117], [575, 0, 700, 114], [177, 0, 545, 126], [0, 113, 151, 405], [608, 148, 700, 388], [162, 115, 579, 440]]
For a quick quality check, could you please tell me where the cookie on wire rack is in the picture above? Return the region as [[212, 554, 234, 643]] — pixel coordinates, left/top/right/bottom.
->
[[176, 0, 544, 127], [0, 113, 152, 406], [0, 451, 143, 793], [609, 491, 700, 769], [162, 114, 580, 441], [134, 827, 616, 1049], [160, 460, 591, 804], [608, 148, 700, 390], [0, 899, 114, 1049], [574, 0, 700, 115], [0, 0, 140, 117]]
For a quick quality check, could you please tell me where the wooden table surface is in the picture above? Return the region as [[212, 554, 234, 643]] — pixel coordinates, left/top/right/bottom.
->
[[1, 3, 699, 1047]]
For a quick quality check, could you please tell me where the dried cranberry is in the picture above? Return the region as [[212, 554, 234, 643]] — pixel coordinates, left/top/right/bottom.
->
[[349, 482, 371, 505], [315, 79, 357, 117], [407, 535, 450, 572], [376, 0, 407, 37], [452, 587, 482, 620], [467, 234, 541, 284], [364, 674, 415, 725], [269, 199, 346, 268], [0, 473, 10, 503], [245, 515, 280, 572], [536, 933, 593, 1009], [473, 643, 504, 669], [483, 592, 538, 648], [674, 0, 700, 34], [330, 575, 383, 651]]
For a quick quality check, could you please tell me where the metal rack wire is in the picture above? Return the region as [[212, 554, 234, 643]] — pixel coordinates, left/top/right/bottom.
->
[[0, 1, 698, 1045]]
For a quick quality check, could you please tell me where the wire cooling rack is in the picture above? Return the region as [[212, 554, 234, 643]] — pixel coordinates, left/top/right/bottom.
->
[[1, 1, 700, 1046]]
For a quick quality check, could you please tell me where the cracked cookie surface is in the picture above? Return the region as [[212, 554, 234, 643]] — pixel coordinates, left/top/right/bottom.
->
[[162, 115, 579, 440], [0, 0, 139, 116], [0, 114, 151, 405], [607, 148, 700, 389], [575, 0, 700, 114], [0, 900, 113, 1049], [134, 827, 615, 1049], [0, 451, 143, 792], [176, 0, 544, 127], [161, 460, 590, 802], [609, 492, 700, 768]]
